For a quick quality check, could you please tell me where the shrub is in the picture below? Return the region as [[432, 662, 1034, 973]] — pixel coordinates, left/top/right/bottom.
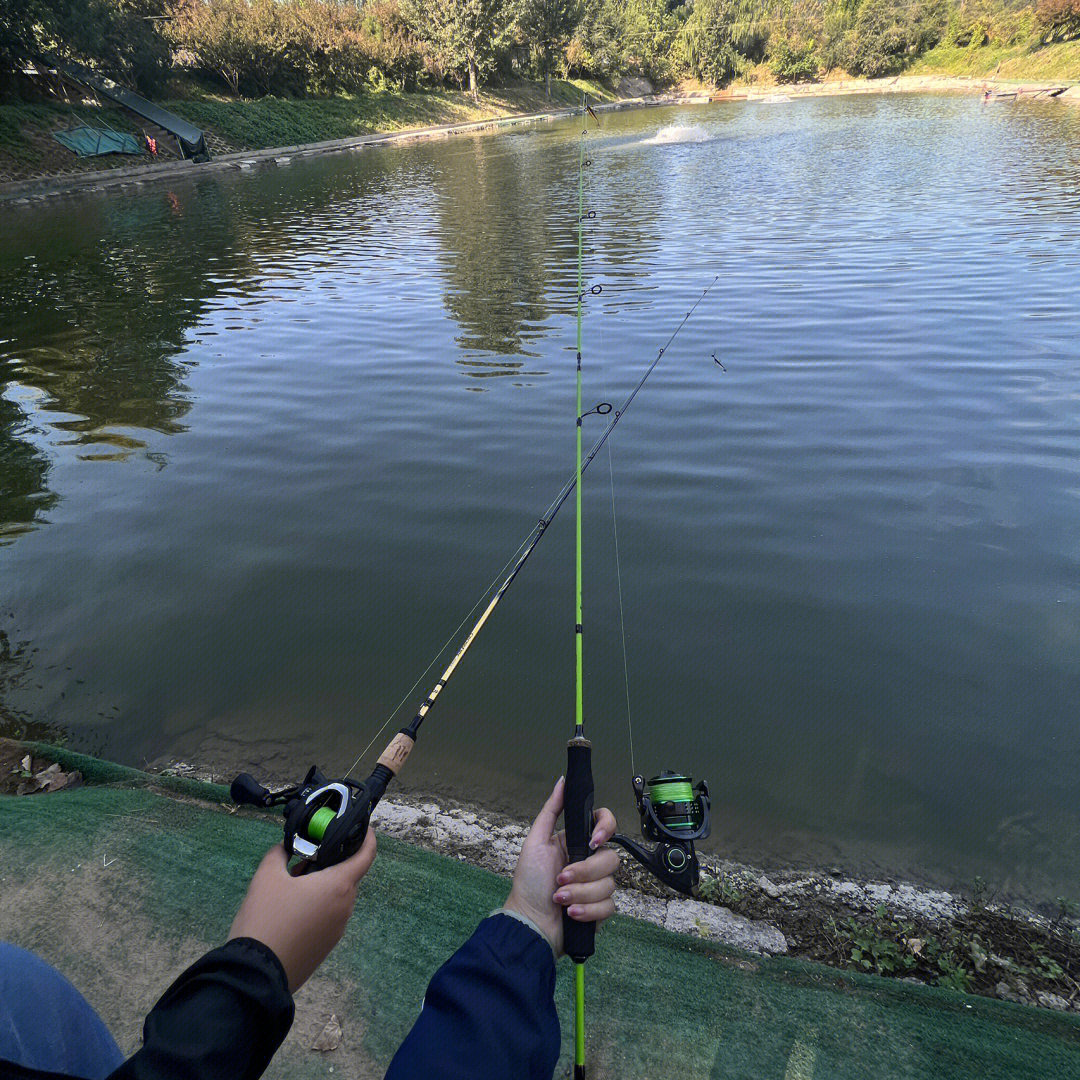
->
[[681, 0, 768, 86], [1036, 0, 1080, 39], [836, 0, 947, 77], [770, 38, 820, 80], [165, 0, 430, 97]]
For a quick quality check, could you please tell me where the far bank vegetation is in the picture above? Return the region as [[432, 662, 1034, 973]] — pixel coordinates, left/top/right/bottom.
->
[[2, 0, 1079, 106]]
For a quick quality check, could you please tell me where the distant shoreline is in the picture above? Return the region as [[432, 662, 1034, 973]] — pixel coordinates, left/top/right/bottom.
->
[[4, 74, 1076, 205], [0, 95, 642, 205], [683, 72, 1077, 104]]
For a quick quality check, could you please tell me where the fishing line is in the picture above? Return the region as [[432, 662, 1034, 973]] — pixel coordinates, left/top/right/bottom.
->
[[231, 104, 717, 1033], [345, 273, 719, 779], [343, 527, 540, 778]]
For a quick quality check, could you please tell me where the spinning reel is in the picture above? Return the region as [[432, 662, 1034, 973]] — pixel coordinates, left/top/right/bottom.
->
[[231, 763, 391, 870], [611, 772, 711, 896]]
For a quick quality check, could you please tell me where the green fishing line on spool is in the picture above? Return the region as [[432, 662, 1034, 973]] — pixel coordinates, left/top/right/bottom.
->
[[307, 806, 337, 842], [647, 775, 701, 833]]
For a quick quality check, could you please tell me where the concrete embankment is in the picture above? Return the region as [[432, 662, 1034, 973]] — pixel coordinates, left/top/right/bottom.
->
[[6, 74, 1077, 205], [673, 73, 1076, 104]]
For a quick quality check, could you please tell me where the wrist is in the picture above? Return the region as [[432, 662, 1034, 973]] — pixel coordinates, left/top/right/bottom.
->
[[499, 896, 558, 955]]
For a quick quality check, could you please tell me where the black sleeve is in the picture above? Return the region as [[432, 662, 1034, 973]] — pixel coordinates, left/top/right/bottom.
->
[[108, 937, 294, 1080], [384, 913, 560, 1080]]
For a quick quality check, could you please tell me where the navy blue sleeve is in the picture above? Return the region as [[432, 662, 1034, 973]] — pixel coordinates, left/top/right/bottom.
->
[[384, 913, 560, 1080]]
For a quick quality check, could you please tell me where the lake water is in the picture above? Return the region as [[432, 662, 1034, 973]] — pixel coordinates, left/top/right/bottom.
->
[[3, 93, 1080, 904]]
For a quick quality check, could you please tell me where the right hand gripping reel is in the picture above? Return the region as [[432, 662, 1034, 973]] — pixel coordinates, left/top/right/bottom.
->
[[231, 763, 391, 870]]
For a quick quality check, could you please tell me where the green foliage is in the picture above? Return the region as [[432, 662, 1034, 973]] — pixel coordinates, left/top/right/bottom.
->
[[565, 0, 629, 78], [831, 905, 984, 993], [562, 0, 681, 83], [940, 0, 1036, 48], [770, 36, 820, 78], [519, 0, 581, 93], [167, 0, 430, 97], [0, 0, 171, 94], [1054, 896, 1079, 921], [831, 0, 948, 76], [0, 0, 1069, 108], [682, 0, 769, 85], [400, 0, 523, 95], [697, 872, 744, 906], [623, 0, 686, 83], [840, 908, 920, 976]]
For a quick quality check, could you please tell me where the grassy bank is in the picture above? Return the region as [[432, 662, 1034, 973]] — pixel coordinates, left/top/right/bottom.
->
[[0, 79, 612, 185], [909, 38, 1080, 80], [168, 79, 611, 151]]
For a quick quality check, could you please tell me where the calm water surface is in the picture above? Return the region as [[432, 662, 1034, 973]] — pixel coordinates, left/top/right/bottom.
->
[[3, 94, 1080, 902]]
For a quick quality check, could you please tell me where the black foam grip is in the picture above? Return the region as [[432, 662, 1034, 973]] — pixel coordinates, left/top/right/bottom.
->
[[563, 738, 596, 962]]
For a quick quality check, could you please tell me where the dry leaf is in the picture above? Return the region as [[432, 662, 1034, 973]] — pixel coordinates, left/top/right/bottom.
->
[[311, 1014, 342, 1052]]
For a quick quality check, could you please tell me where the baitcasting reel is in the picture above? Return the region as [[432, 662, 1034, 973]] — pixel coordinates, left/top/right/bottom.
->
[[231, 763, 391, 870], [611, 772, 711, 896]]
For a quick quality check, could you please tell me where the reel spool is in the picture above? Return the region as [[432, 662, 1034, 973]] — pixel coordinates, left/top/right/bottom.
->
[[611, 772, 710, 895], [231, 764, 389, 870]]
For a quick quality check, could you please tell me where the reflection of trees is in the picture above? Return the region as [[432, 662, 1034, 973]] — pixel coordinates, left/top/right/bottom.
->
[[0, 191, 240, 446], [432, 125, 668, 371], [0, 629, 53, 741], [0, 388, 59, 543], [0, 155, 426, 538], [434, 133, 563, 364]]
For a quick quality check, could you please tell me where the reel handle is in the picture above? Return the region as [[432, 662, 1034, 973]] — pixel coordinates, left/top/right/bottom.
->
[[563, 736, 596, 963], [611, 833, 701, 896], [231, 773, 273, 807]]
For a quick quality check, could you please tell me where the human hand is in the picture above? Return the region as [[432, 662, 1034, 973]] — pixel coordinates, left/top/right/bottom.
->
[[502, 777, 619, 957], [228, 830, 377, 993]]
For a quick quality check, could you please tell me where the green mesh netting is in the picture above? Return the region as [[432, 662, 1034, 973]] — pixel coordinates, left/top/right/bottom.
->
[[4, 748, 1080, 1079]]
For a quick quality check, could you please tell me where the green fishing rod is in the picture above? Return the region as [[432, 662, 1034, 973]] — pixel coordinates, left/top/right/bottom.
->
[[231, 95, 714, 1077], [563, 91, 595, 1080]]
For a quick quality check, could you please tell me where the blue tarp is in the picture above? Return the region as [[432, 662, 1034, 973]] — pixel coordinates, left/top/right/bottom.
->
[[53, 124, 142, 158]]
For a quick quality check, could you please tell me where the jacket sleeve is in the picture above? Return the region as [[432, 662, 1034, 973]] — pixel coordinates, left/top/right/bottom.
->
[[384, 913, 560, 1080], [108, 937, 294, 1080]]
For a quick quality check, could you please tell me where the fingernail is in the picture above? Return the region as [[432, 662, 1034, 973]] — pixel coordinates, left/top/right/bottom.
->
[[557, 870, 572, 885], [554, 890, 569, 904], [568, 905, 584, 918], [589, 833, 600, 850]]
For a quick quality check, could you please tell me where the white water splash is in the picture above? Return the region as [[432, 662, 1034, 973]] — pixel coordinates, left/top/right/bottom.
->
[[641, 123, 711, 146]]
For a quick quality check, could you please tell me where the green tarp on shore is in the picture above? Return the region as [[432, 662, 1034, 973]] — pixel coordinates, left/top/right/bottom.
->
[[53, 125, 142, 158], [2, 745, 1079, 1079]]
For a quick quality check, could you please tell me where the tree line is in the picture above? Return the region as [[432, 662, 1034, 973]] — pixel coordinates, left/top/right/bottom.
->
[[3, 0, 1079, 101]]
